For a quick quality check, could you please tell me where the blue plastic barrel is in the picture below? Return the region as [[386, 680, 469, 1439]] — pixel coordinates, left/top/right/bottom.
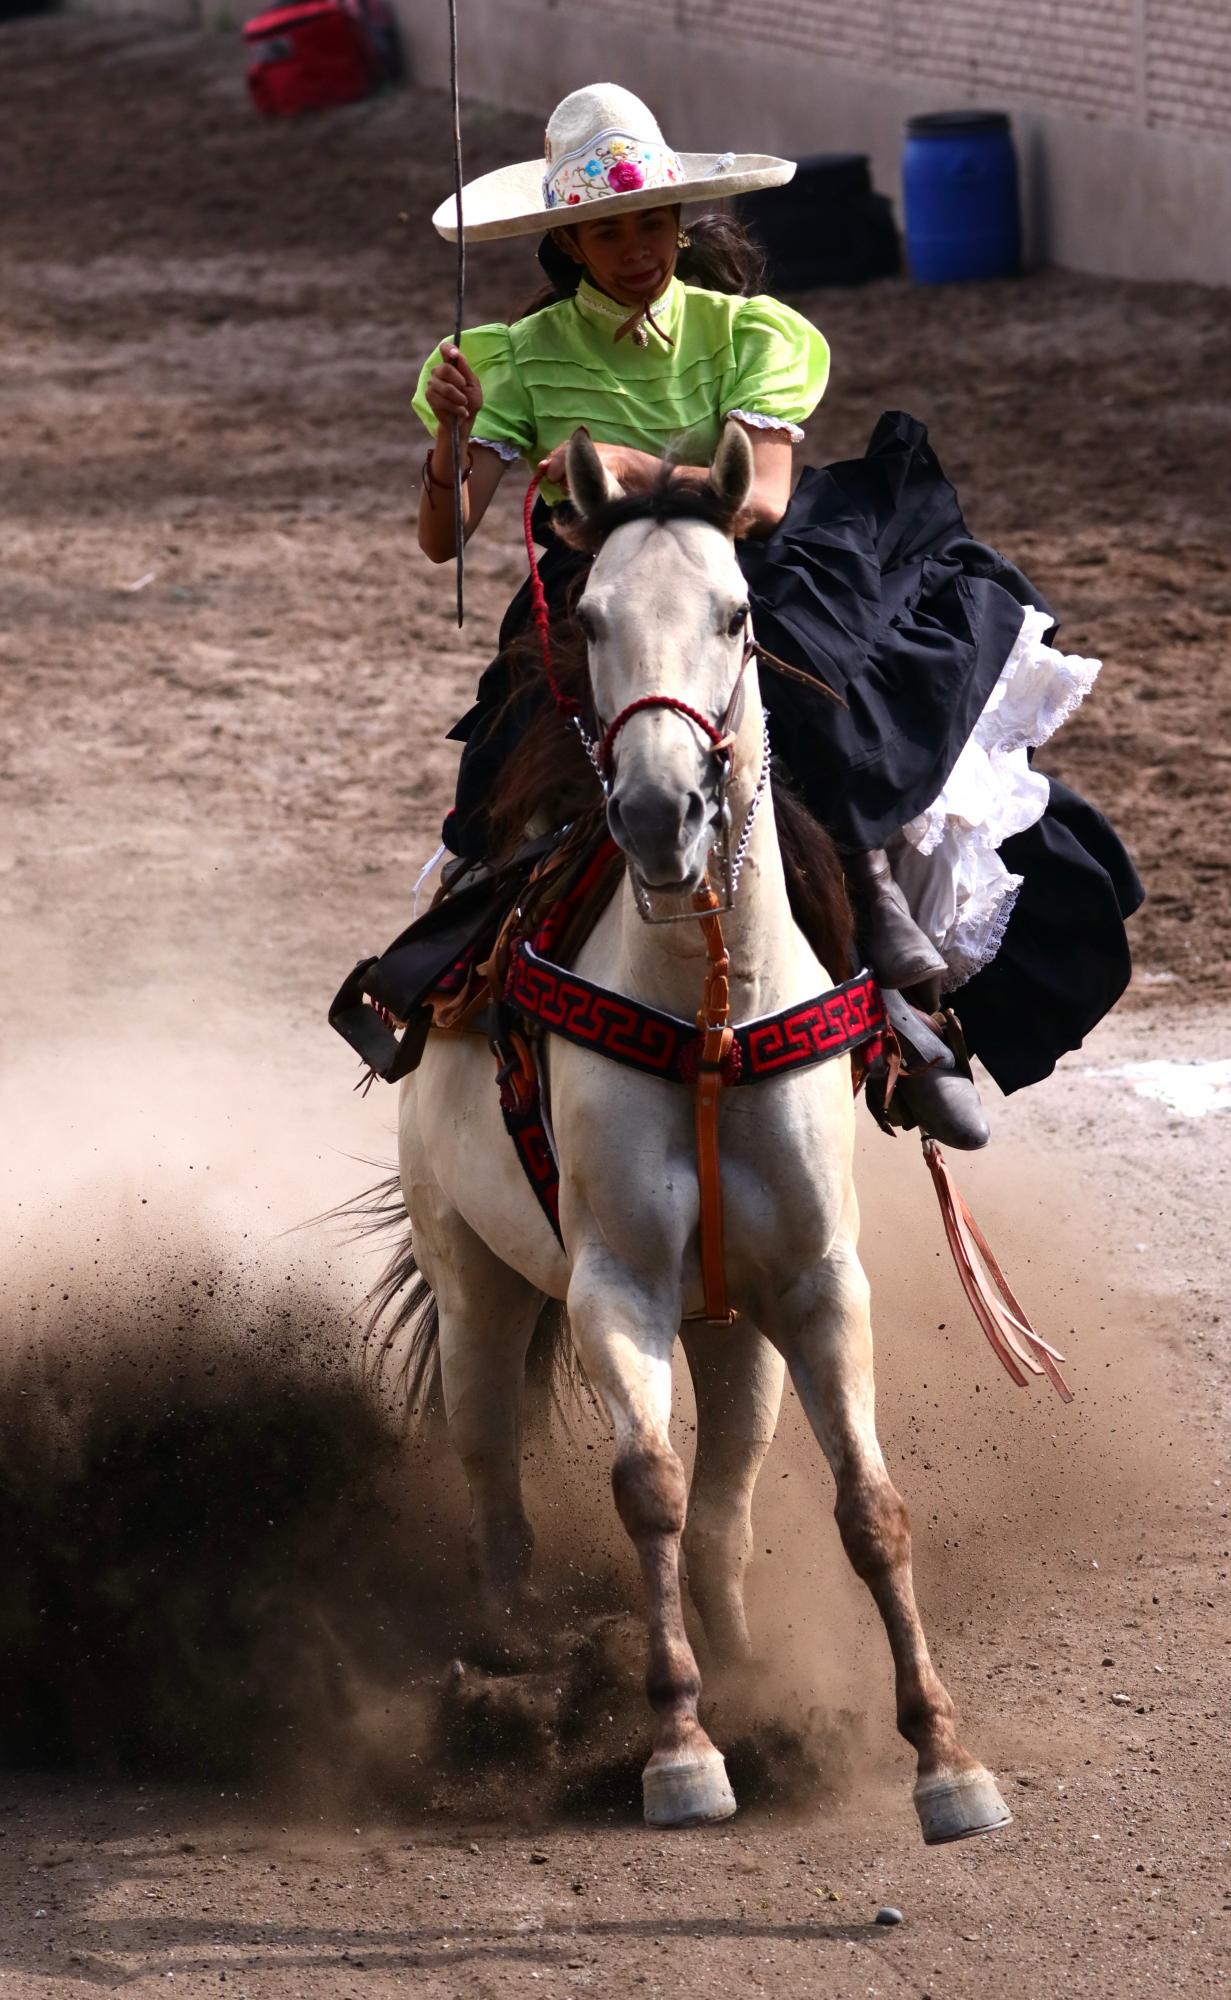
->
[[901, 110, 1021, 283]]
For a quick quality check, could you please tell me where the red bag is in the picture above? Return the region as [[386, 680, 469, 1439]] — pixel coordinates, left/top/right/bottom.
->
[[244, 0, 399, 118]]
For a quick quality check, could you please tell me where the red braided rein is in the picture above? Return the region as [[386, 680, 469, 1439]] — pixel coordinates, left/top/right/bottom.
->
[[523, 476, 580, 719]]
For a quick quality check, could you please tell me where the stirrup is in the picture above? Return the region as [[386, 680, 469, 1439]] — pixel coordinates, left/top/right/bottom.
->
[[869, 989, 990, 1151]]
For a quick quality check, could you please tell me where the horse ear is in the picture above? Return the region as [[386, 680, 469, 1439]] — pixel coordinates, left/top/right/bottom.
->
[[709, 419, 755, 520], [565, 426, 624, 518]]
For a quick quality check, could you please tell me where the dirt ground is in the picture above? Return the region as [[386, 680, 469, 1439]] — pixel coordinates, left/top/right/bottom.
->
[[2, 16, 1230, 1998]]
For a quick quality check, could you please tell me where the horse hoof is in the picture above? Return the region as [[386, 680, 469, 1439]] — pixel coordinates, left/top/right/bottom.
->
[[913, 1766, 1012, 1845], [643, 1749, 737, 1828]]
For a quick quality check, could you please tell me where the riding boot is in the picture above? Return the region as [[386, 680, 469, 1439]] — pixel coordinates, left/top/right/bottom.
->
[[869, 988, 991, 1151], [844, 847, 948, 992]]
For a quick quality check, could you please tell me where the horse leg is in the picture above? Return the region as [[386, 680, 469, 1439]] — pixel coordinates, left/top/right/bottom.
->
[[679, 1318, 785, 1665], [409, 1191, 544, 1623], [766, 1238, 1011, 1845], [567, 1261, 736, 1827]]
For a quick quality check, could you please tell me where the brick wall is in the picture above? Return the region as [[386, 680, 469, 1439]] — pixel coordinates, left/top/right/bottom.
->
[[550, 0, 1231, 144], [893, 1, 1137, 122], [1147, 0, 1231, 138], [705, 0, 892, 70]]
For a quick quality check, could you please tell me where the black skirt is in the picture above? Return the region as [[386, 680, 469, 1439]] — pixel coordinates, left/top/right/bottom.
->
[[440, 411, 1143, 1094]]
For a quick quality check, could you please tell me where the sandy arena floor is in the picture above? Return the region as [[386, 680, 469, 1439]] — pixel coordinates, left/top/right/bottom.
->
[[1, 17, 1229, 1997]]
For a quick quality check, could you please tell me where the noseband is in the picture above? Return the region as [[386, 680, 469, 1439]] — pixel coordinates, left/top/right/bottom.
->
[[596, 651, 748, 783], [592, 637, 767, 923]]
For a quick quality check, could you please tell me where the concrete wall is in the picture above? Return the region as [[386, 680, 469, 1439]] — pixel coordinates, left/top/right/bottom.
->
[[403, 0, 1231, 286]]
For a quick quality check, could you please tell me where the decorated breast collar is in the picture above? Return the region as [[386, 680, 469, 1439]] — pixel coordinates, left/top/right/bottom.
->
[[488, 831, 885, 1250], [505, 938, 885, 1089]]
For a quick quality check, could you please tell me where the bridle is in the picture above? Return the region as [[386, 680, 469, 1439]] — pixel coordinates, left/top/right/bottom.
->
[[591, 632, 771, 922], [522, 476, 770, 923]]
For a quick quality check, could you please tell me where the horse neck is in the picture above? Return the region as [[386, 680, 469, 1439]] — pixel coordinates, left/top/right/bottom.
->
[[615, 682, 809, 1020]]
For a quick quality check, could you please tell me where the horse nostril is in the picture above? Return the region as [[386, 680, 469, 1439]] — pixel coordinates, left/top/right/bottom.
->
[[682, 790, 706, 840], [606, 795, 626, 846]]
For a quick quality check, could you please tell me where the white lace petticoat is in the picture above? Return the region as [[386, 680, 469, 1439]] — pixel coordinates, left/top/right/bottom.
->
[[890, 604, 1100, 993]]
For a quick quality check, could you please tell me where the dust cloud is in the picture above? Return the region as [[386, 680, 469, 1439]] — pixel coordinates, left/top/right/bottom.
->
[[0, 1020, 1185, 1825]]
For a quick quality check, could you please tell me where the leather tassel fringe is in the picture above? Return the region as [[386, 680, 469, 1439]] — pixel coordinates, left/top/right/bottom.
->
[[922, 1136, 1073, 1402]]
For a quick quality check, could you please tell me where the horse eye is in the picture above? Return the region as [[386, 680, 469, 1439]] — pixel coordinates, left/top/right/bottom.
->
[[727, 605, 750, 638]]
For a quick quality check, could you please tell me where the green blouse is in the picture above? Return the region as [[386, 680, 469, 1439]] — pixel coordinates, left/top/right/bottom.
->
[[413, 277, 829, 493]]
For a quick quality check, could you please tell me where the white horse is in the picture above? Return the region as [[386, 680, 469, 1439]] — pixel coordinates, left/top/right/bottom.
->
[[392, 422, 1010, 1843]]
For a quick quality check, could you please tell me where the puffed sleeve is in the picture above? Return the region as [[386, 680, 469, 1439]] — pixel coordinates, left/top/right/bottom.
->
[[412, 322, 536, 462], [725, 295, 830, 442]]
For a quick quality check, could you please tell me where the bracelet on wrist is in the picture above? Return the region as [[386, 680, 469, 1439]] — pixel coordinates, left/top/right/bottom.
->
[[422, 448, 473, 505]]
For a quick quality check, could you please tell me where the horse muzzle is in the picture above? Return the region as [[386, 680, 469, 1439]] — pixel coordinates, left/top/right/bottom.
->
[[606, 778, 713, 893]]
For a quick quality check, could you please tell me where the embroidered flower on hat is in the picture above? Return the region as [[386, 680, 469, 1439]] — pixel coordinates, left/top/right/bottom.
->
[[544, 124, 684, 210]]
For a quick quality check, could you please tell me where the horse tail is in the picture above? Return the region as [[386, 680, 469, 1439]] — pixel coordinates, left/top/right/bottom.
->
[[523, 1299, 590, 1433], [330, 1170, 587, 1430], [328, 1170, 443, 1420]]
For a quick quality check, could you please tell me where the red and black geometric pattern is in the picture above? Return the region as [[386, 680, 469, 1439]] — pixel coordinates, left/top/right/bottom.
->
[[491, 832, 886, 1241], [742, 978, 885, 1079], [500, 1095, 561, 1236], [505, 942, 885, 1088], [506, 944, 688, 1077]]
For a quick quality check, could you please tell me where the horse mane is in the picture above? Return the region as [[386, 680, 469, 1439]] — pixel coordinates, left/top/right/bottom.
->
[[485, 577, 603, 850], [772, 773, 855, 979]]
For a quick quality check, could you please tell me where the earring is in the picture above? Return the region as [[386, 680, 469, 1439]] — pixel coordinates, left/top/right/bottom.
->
[[677, 228, 692, 249]]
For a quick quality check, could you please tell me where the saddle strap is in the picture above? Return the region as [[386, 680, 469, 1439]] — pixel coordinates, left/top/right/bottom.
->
[[504, 893, 884, 1326]]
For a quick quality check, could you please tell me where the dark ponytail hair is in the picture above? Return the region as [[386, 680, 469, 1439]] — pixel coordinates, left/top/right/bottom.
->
[[513, 210, 767, 320], [678, 213, 767, 296]]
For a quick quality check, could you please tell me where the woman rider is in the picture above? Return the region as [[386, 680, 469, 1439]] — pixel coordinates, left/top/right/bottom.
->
[[410, 84, 1142, 1144]]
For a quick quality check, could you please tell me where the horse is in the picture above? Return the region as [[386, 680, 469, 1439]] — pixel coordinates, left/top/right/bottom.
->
[[386, 420, 1011, 1843]]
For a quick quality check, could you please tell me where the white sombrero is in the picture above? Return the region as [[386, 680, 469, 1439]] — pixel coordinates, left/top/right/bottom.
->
[[432, 83, 795, 244]]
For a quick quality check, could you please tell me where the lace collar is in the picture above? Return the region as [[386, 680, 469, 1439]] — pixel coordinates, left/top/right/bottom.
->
[[574, 275, 683, 344]]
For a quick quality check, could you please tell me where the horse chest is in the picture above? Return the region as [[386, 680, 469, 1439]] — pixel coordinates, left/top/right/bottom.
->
[[550, 1038, 855, 1250]]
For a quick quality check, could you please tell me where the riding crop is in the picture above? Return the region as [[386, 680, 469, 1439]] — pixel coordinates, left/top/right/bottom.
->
[[447, 0, 466, 626]]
